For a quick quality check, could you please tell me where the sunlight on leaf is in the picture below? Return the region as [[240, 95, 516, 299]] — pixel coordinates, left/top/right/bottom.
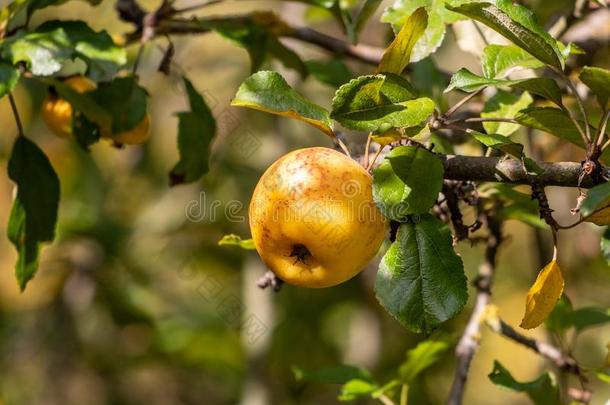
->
[[218, 234, 256, 250], [378, 7, 428, 75], [520, 260, 564, 329]]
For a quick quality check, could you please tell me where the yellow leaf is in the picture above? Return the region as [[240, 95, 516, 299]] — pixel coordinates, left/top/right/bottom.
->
[[377, 7, 428, 75], [584, 204, 610, 225], [520, 260, 564, 329]]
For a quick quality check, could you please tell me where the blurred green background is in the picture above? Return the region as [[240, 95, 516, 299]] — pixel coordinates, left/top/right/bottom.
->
[[0, 0, 609, 404]]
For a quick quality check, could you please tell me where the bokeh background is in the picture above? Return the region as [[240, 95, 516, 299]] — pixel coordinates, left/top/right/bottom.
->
[[0, 0, 609, 404]]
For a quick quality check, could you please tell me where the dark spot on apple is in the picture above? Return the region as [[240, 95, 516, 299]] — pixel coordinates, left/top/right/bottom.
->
[[288, 243, 311, 265]]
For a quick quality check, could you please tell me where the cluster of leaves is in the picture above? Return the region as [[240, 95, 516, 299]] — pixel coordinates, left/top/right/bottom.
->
[[228, 0, 610, 402], [229, 0, 610, 336], [293, 336, 452, 403], [0, 0, 218, 289]]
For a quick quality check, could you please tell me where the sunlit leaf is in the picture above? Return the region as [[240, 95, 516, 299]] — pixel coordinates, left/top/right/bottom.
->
[[481, 44, 544, 78], [373, 145, 444, 220], [331, 74, 433, 132], [232, 71, 334, 136], [469, 131, 524, 158], [520, 259, 564, 329], [382, 0, 464, 62], [378, 7, 428, 74], [482, 91, 533, 136], [338, 379, 379, 401], [579, 66, 610, 109], [0, 62, 20, 99], [446, 0, 563, 69], [446, 69, 562, 106], [399, 337, 451, 382], [581, 182, 610, 225], [218, 234, 255, 250]]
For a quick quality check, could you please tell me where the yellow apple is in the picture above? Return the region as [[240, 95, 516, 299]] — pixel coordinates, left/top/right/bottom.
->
[[42, 76, 96, 138], [101, 113, 151, 145], [249, 147, 387, 288], [42, 76, 151, 145]]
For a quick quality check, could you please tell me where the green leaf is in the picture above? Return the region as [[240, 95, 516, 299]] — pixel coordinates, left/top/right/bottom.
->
[[601, 227, 610, 266], [469, 131, 524, 158], [232, 71, 333, 136], [373, 145, 444, 220], [305, 58, 352, 88], [446, 68, 505, 92], [546, 295, 610, 333], [35, 20, 126, 80], [482, 44, 544, 79], [375, 214, 468, 334], [331, 74, 433, 132], [42, 77, 112, 129], [399, 337, 451, 383], [170, 77, 216, 185], [1, 26, 71, 76], [72, 114, 101, 150], [482, 91, 533, 136], [579, 66, 610, 109], [510, 78, 563, 107], [0, 62, 20, 99], [338, 379, 379, 401], [479, 183, 546, 228], [578, 180, 610, 218], [378, 7, 428, 75], [545, 294, 573, 333], [514, 107, 610, 161], [217, 234, 255, 250], [446, 0, 563, 69], [203, 13, 307, 77], [354, 0, 383, 39], [88, 76, 148, 134], [1, 20, 125, 79], [293, 365, 373, 385], [382, 0, 464, 62], [446, 69, 563, 106], [7, 136, 60, 290], [570, 307, 610, 332], [411, 57, 448, 107], [488, 361, 560, 405], [597, 372, 610, 385]]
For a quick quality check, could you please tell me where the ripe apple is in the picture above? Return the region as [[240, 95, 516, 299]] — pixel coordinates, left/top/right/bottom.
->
[[42, 76, 96, 138], [249, 147, 387, 288], [42, 76, 151, 145]]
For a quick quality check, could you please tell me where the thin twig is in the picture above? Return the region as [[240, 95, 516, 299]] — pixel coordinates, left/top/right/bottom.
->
[[171, 0, 223, 14], [8, 92, 24, 137], [378, 394, 396, 405], [487, 320, 581, 376], [444, 117, 518, 125], [443, 88, 485, 119], [364, 132, 372, 169], [561, 74, 591, 143], [367, 145, 385, 172], [447, 213, 502, 405], [596, 109, 610, 148]]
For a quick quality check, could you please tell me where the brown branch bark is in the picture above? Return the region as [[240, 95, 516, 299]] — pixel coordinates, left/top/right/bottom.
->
[[447, 214, 502, 405], [488, 320, 581, 376], [287, 27, 383, 65], [440, 155, 594, 188]]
